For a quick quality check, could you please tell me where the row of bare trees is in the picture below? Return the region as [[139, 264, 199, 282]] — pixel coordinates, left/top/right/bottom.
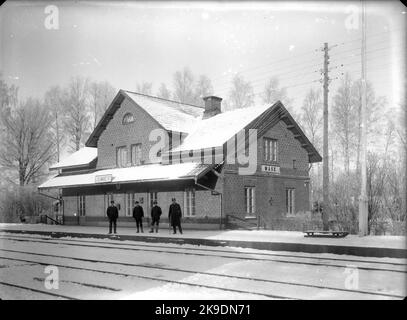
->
[[298, 73, 405, 234], [136, 68, 214, 107], [135, 67, 292, 111], [44, 78, 116, 153], [0, 74, 116, 187]]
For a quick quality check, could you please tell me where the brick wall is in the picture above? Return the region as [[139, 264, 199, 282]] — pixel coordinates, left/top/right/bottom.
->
[[259, 120, 309, 175], [223, 119, 311, 230], [97, 97, 169, 169]]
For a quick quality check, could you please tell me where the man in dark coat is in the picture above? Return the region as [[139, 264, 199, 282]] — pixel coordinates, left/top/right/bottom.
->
[[132, 201, 144, 233], [106, 200, 119, 234], [168, 198, 183, 234], [149, 200, 162, 233]]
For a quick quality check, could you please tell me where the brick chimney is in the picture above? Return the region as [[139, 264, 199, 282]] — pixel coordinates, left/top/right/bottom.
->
[[202, 96, 222, 119]]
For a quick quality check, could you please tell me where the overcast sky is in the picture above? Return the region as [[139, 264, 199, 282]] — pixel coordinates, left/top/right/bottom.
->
[[0, 1, 405, 111]]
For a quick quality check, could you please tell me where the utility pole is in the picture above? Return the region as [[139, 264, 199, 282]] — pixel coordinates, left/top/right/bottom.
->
[[359, 0, 368, 236], [322, 42, 330, 231]]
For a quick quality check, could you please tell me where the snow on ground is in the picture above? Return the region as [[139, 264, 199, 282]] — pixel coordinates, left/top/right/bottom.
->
[[1, 223, 405, 249], [1, 233, 405, 299]]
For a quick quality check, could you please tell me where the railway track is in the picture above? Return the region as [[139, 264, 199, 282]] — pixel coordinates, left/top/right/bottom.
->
[[1, 234, 405, 300], [1, 234, 406, 274], [0, 281, 79, 300], [0, 254, 293, 300]]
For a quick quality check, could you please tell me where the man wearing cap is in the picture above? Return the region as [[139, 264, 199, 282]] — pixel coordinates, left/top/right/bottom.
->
[[149, 200, 162, 233], [106, 200, 119, 234], [168, 198, 183, 234], [132, 200, 144, 233]]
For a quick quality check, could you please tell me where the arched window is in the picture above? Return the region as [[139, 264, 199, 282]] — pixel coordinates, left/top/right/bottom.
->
[[122, 113, 135, 124]]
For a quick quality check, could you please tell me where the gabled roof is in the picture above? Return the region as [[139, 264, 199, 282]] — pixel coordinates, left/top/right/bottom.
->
[[86, 90, 204, 147], [170, 104, 271, 152], [39, 162, 210, 189], [125, 91, 203, 133], [167, 101, 322, 163], [49, 147, 97, 171], [84, 88, 321, 163]]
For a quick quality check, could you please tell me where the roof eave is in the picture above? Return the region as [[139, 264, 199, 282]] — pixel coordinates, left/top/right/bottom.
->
[[85, 90, 126, 147], [38, 176, 198, 190]]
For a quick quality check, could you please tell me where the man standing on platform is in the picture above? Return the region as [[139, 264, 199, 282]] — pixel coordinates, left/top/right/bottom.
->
[[168, 198, 183, 234], [133, 200, 144, 233], [106, 200, 119, 234], [149, 200, 162, 233]]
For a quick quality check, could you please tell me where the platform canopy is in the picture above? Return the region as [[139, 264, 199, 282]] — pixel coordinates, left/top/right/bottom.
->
[[39, 162, 211, 189]]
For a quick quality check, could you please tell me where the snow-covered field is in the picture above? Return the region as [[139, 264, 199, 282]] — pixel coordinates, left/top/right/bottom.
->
[[0, 232, 406, 300]]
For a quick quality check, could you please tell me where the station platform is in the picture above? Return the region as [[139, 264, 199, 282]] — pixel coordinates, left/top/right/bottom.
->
[[0, 223, 406, 258]]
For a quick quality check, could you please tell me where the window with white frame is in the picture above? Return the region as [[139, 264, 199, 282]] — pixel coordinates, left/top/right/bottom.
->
[[77, 195, 86, 216], [131, 143, 142, 166], [244, 186, 256, 216], [149, 192, 158, 208], [286, 188, 295, 215], [125, 193, 134, 216], [184, 188, 196, 216], [263, 138, 278, 162], [116, 146, 128, 167]]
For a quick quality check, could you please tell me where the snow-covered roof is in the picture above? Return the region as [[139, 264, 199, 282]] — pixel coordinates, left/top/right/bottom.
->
[[125, 91, 203, 133], [171, 104, 271, 152], [49, 147, 97, 170], [84, 89, 321, 162], [86, 90, 204, 147], [39, 162, 210, 189]]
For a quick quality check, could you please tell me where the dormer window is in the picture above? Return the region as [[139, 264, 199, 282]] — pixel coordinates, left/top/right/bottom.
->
[[122, 113, 135, 124]]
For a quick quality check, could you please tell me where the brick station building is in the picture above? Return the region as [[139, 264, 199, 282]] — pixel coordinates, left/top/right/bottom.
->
[[39, 90, 321, 230]]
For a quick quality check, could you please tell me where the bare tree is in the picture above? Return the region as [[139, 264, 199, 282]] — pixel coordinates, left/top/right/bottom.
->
[[262, 77, 292, 105], [44, 86, 64, 162], [136, 82, 153, 96], [228, 74, 254, 109], [332, 73, 357, 175], [157, 83, 171, 100], [194, 74, 214, 106], [300, 88, 323, 206], [0, 98, 55, 186], [300, 88, 323, 149], [61, 76, 91, 151], [0, 74, 18, 114], [351, 79, 384, 174], [173, 67, 196, 104], [89, 80, 116, 130]]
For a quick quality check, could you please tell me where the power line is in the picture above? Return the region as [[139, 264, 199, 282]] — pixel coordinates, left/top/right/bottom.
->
[[329, 41, 404, 59], [213, 43, 399, 96], [211, 27, 403, 85], [212, 57, 326, 91], [334, 26, 404, 47], [213, 78, 321, 98], [213, 64, 322, 93], [212, 56, 322, 86]]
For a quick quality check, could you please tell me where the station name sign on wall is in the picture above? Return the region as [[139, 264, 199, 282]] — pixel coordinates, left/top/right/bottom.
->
[[95, 174, 113, 183], [261, 165, 280, 174]]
